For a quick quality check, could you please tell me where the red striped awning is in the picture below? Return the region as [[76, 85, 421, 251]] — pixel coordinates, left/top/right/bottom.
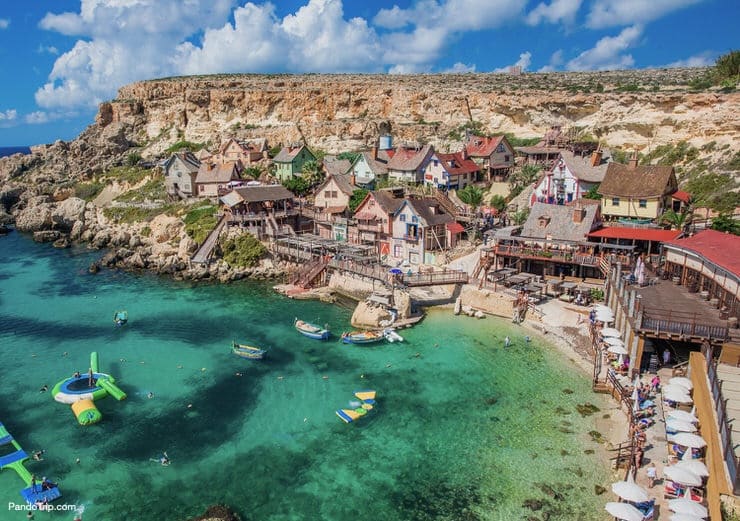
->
[[447, 222, 465, 234], [588, 227, 681, 241]]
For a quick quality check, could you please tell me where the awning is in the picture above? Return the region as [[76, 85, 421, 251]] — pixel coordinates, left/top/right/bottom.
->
[[588, 227, 682, 242], [354, 212, 377, 221], [323, 206, 347, 214], [447, 222, 465, 234]]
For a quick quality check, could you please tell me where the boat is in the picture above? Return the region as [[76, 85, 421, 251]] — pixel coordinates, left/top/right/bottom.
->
[[336, 390, 377, 423], [113, 310, 128, 326], [341, 330, 385, 345], [383, 328, 404, 343], [231, 341, 266, 360], [294, 318, 330, 340]]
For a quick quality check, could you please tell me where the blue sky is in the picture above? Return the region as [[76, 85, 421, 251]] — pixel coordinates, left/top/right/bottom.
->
[[0, 0, 737, 146]]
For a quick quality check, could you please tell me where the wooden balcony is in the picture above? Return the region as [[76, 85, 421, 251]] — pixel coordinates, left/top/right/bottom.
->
[[403, 234, 420, 242], [357, 221, 384, 232], [494, 244, 632, 267]]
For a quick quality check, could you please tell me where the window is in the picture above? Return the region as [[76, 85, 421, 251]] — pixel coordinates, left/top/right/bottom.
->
[[411, 216, 418, 223], [400, 214, 406, 222], [612, 197, 620, 206], [369, 200, 375, 206], [324, 191, 331, 198], [496, 144, 505, 153], [504, 155, 511, 162], [639, 199, 647, 208], [331, 191, 338, 198], [433, 159, 439, 167]]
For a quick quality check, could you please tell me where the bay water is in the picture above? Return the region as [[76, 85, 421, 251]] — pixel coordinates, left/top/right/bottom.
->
[[0, 232, 611, 520]]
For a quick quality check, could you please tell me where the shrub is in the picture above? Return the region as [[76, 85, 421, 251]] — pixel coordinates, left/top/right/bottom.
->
[[711, 214, 740, 235], [714, 50, 740, 85], [103, 206, 165, 224], [125, 152, 142, 166], [183, 203, 218, 244], [348, 189, 369, 213], [74, 181, 105, 201], [489, 194, 507, 212], [221, 234, 267, 268], [101, 165, 152, 184], [165, 141, 206, 155], [115, 179, 166, 203]]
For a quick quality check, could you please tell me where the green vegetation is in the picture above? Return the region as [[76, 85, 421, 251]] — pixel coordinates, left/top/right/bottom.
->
[[243, 166, 263, 179], [457, 185, 484, 208], [589, 288, 604, 302], [489, 194, 507, 213], [641, 141, 699, 166], [165, 140, 207, 155], [503, 134, 540, 147], [582, 184, 602, 200], [615, 84, 640, 92], [220, 233, 267, 268], [684, 171, 740, 213], [336, 151, 360, 163], [660, 209, 693, 230], [140, 226, 151, 238], [103, 205, 173, 224], [446, 120, 484, 141], [100, 165, 152, 184], [282, 175, 310, 196], [74, 181, 105, 201], [511, 209, 530, 226], [714, 50, 739, 86], [115, 179, 166, 203], [125, 151, 143, 166], [711, 214, 740, 235], [301, 159, 324, 186], [268, 145, 282, 158], [508, 164, 541, 199], [183, 202, 218, 244], [348, 189, 369, 213]]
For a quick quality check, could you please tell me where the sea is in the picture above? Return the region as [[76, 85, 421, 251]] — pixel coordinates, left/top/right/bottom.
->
[[0, 146, 31, 158], [0, 232, 612, 521]]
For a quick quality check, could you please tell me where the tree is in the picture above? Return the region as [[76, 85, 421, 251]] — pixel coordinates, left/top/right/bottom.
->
[[508, 164, 540, 198], [714, 50, 740, 86], [583, 184, 602, 200], [489, 194, 507, 213], [282, 176, 310, 196], [348, 189, 369, 213], [301, 159, 324, 187], [511, 209, 530, 226], [711, 213, 740, 235], [660, 209, 693, 231], [457, 185, 484, 209]]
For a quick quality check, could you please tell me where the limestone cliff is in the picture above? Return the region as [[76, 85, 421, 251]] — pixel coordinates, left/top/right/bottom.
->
[[104, 69, 739, 157]]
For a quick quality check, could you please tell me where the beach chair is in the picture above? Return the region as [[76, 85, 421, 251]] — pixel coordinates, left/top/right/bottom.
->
[[635, 499, 655, 520]]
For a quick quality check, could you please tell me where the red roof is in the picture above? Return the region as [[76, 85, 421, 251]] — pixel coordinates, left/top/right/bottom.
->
[[672, 190, 691, 203], [665, 229, 740, 276], [447, 222, 465, 234], [435, 152, 480, 176], [465, 135, 505, 157], [588, 227, 682, 242]]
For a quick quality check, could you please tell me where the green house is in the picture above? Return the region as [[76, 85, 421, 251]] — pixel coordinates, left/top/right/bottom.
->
[[273, 144, 316, 181]]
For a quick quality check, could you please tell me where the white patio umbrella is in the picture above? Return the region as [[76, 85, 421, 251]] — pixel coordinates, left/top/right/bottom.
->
[[675, 449, 709, 477], [664, 383, 693, 395], [605, 502, 644, 521], [593, 304, 612, 313], [667, 410, 699, 423], [601, 327, 621, 337], [611, 473, 649, 503], [608, 344, 629, 355], [669, 513, 707, 521], [666, 419, 699, 433], [663, 388, 693, 404], [596, 311, 615, 322], [668, 495, 708, 518], [664, 466, 703, 487], [670, 377, 693, 390], [604, 336, 625, 346], [670, 432, 707, 448]]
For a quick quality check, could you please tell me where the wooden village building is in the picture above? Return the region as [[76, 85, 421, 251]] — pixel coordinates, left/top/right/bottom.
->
[[464, 134, 515, 181], [531, 149, 610, 206], [220, 185, 297, 238], [163, 151, 200, 199], [195, 161, 242, 198], [348, 189, 404, 259]]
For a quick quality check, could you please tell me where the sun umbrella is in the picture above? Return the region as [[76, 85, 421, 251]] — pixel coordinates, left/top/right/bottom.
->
[[663, 388, 693, 404], [664, 383, 693, 395], [388, 268, 403, 274], [601, 327, 621, 337], [667, 410, 699, 423], [593, 304, 611, 313], [666, 419, 698, 433], [596, 310, 614, 320], [664, 466, 703, 486], [675, 449, 709, 477], [670, 376, 693, 390], [604, 336, 625, 346], [611, 474, 649, 503], [669, 513, 707, 521], [608, 344, 629, 355], [670, 432, 707, 448], [605, 502, 644, 521], [668, 499, 708, 517]]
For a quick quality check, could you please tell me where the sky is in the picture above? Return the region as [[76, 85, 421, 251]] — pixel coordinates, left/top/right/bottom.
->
[[0, 0, 737, 146]]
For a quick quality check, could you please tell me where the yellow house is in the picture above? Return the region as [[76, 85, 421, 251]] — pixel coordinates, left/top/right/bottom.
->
[[598, 158, 677, 221]]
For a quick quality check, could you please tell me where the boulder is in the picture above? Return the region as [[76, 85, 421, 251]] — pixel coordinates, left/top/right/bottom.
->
[[351, 301, 391, 328], [70, 220, 85, 241], [51, 197, 87, 231], [15, 203, 52, 232], [178, 235, 198, 259], [33, 230, 61, 243], [92, 229, 112, 248]]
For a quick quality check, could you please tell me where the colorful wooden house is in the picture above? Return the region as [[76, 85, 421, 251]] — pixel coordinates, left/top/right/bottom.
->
[[349, 189, 404, 257], [531, 149, 610, 206], [390, 197, 455, 267], [386, 145, 434, 184], [348, 148, 392, 188], [464, 135, 515, 180], [195, 161, 242, 198], [313, 174, 356, 240], [273, 144, 317, 181], [163, 151, 200, 198], [423, 151, 480, 190], [598, 156, 677, 221]]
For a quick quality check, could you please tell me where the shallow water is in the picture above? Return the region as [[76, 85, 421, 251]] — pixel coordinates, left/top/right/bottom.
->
[[0, 232, 611, 520]]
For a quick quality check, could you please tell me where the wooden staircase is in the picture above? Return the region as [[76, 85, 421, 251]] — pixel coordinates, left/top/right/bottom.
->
[[190, 215, 227, 265], [290, 257, 329, 288], [599, 256, 610, 277]]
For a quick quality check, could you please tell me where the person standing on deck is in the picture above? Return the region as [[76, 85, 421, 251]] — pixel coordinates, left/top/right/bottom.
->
[[87, 367, 94, 387]]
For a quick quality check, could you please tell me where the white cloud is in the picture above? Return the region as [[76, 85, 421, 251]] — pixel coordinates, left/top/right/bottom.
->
[[38, 44, 60, 55], [373, 5, 413, 29], [0, 19, 9, 29], [566, 25, 642, 71], [25, 111, 52, 124], [526, 0, 582, 26], [663, 52, 714, 68], [586, 0, 703, 29], [0, 109, 17, 121], [494, 51, 532, 73], [538, 50, 564, 72], [444, 62, 476, 73]]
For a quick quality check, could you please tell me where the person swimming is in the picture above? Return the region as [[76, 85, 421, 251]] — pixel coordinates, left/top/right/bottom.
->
[[39, 385, 48, 393], [160, 452, 170, 466]]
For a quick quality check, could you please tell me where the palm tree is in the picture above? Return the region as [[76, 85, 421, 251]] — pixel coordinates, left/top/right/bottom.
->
[[301, 159, 324, 187], [660, 209, 693, 231], [511, 209, 530, 226], [457, 185, 484, 209]]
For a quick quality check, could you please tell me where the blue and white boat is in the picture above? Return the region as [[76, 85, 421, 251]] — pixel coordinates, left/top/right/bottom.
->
[[231, 341, 266, 360], [294, 318, 330, 340]]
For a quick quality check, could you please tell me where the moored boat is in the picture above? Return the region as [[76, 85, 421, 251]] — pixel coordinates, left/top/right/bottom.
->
[[231, 341, 266, 360], [294, 318, 330, 340], [383, 328, 404, 343], [341, 330, 385, 345]]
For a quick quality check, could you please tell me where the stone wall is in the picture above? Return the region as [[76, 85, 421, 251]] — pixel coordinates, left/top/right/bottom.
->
[[459, 285, 516, 319]]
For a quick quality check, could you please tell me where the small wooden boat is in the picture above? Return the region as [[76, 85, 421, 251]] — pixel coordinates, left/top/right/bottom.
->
[[341, 330, 385, 345], [113, 310, 128, 326], [383, 328, 404, 343], [231, 341, 266, 360], [294, 318, 330, 340]]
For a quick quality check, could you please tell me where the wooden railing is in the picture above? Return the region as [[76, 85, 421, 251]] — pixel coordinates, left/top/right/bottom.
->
[[402, 270, 468, 286], [640, 308, 729, 340], [226, 209, 298, 223], [328, 259, 391, 286], [495, 245, 633, 269]]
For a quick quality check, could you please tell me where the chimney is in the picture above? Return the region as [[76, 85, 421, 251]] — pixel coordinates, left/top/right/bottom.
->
[[628, 151, 638, 169], [573, 206, 586, 224], [350, 173, 357, 186], [372, 145, 378, 161], [461, 148, 468, 160], [590, 148, 603, 167]]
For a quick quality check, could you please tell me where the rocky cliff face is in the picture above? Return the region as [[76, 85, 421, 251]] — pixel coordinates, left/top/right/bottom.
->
[[104, 69, 739, 156]]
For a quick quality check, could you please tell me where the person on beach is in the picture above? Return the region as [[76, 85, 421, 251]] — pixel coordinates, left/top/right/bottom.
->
[[32, 450, 45, 461], [646, 463, 657, 488], [662, 349, 671, 367], [73, 371, 81, 378], [650, 375, 660, 393]]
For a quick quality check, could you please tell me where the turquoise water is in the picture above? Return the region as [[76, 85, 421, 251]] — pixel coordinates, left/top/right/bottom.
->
[[0, 232, 611, 520]]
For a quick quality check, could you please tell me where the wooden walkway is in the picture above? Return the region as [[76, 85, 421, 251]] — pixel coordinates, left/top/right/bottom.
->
[[191, 215, 227, 265]]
